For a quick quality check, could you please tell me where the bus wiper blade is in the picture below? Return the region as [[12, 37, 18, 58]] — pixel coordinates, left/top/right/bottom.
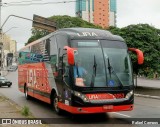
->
[[94, 55, 97, 76], [107, 58, 123, 88], [107, 58, 112, 78], [90, 55, 97, 87]]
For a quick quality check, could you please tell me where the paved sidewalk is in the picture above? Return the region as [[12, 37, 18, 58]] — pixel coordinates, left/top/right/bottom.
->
[[0, 95, 48, 127], [137, 77, 160, 89], [135, 78, 160, 99]]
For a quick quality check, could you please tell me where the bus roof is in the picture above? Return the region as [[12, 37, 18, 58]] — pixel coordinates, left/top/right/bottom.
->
[[19, 28, 124, 51], [57, 28, 124, 41]]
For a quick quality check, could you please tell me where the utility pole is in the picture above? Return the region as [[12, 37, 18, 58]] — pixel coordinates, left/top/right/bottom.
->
[[0, 0, 2, 28], [0, 0, 2, 72]]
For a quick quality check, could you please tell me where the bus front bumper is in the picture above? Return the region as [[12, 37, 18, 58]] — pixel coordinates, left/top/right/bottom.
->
[[58, 102, 133, 114]]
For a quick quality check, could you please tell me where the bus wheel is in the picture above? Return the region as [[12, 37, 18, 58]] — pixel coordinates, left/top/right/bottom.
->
[[53, 94, 62, 115], [24, 86, 30, 100]]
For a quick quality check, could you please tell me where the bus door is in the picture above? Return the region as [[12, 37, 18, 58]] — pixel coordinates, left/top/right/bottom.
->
[[61, 54, 72, 106]]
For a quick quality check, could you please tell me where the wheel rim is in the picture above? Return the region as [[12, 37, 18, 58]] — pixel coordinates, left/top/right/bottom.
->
[[54, 97, 59, 112]]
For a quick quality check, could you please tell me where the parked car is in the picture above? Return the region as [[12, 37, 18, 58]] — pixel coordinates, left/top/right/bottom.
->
[[8, 65, 18, 72], [0, 76, 12, 87]]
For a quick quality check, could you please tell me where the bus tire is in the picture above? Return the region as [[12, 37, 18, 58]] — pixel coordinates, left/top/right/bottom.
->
[[24, 86, 30, 100], [53, 94, 62, 115]]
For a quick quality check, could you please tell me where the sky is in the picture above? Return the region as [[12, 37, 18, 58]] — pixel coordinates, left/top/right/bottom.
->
[[1, 0, 160, 50]]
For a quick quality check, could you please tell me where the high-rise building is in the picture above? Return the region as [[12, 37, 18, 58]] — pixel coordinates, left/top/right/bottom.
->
[[76, 0, 94, 23], [76, 0, 117, 28]]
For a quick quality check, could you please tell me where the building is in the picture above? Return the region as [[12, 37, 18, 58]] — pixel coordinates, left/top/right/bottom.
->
[[1, 34, 11, 51], [75, 0, 117, 28], [76, 0, 94, 23], [0, 33, 17, 67], [10, 40, 17, 55]]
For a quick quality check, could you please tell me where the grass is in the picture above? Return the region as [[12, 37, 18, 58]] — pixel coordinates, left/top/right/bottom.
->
[[21, 105, 30, 116]]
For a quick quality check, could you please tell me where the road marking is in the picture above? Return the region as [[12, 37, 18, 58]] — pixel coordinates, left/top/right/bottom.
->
[[112, 112, 131, 118]]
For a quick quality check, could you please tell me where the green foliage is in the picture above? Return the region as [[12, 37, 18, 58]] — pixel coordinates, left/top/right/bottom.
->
[[26, 28, 50, 45], [49, 15, 102, 29], [26, 15, 160, 78], [26, 15, 102, 45], [21, 105, 30, 116], [108, 24, 160, 78]]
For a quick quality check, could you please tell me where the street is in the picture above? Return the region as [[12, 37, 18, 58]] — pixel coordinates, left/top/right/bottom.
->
[[0, 71, 160, 127]]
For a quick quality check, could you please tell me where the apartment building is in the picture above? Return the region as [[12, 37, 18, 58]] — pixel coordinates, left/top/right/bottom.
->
[[76, 0, 117, 28]]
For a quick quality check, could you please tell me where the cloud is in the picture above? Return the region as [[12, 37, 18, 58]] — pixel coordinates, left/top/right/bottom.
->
[[2, 0, 160, 50], [117, 0, 160, 28]]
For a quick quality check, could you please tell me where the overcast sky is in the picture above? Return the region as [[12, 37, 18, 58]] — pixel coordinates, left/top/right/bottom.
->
[[1, 0, 160, 50]]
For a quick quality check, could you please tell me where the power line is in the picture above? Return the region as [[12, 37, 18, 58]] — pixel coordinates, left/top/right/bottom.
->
[[4, 0, 43, 4], [2, 0, 82, 7]]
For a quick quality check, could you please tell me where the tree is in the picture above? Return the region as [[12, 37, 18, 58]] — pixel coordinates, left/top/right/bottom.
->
[[49, 15, 102, 29], [108, 24, 160, 77], [26, 28, 50, 45], [26, 15, 102, 45]]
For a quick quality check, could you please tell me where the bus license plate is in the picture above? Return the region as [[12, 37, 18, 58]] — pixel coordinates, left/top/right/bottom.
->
[[103, 105, 113, 110]]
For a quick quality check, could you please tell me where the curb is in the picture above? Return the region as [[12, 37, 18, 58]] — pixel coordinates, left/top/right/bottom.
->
[[135, 86, 160, 90], [134, 94, 160, 100]]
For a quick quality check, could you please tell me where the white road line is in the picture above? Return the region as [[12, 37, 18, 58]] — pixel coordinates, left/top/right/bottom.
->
[[112, 112, 131, 118]]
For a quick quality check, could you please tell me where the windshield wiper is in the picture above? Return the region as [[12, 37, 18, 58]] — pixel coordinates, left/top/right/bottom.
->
[[90, 55, 97, 87], [107, 58, 123, 88]]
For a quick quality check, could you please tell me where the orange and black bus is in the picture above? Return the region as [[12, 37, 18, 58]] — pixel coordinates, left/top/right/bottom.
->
[[18, 28, 144, 114]]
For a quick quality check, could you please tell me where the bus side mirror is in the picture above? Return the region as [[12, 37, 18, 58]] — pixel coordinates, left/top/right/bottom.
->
[[128, 48, 144, 65], [64, 46, 75, 65]]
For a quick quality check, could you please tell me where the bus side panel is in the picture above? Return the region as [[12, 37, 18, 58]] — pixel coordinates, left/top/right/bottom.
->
[[25, 62, 51, 104], [18, 65, 28, 93], [19, 62, 57, 104], [33, 63, 51, 104]]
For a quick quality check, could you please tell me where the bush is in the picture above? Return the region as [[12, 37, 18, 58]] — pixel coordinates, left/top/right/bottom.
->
[[21, 105, 30, 116]]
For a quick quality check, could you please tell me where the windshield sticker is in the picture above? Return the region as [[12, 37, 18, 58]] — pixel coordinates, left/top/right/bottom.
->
[[75, 78, 85, 87], [108, 80, 115, 87]]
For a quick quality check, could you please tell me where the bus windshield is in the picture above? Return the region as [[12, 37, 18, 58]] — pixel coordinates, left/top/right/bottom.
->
[[71, 40, 133, 87]]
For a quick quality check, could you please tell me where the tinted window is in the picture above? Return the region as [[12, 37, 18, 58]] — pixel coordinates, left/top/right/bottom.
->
[[50, 36, 58, 56], [56, 35, 68, 56], [101, 40, 127, 49]]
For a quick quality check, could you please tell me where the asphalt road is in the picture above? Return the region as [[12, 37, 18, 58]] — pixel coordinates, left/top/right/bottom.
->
[[0, 71, 160, 127]]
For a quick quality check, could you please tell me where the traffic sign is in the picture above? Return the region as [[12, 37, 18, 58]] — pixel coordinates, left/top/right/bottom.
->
[[32, 15, 56, 32]]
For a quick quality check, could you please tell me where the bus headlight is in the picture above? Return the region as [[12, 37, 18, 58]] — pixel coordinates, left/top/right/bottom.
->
[[125, 90, 133, 99], [74, 91, 89, 102]]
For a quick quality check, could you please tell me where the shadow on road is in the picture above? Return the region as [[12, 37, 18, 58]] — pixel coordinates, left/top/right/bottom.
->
[[26, 97, 131, 124]]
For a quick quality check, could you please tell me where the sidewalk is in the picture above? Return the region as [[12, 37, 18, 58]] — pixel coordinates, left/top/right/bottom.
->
[[137, 77, 160, 89], [135, 78, 160, 99], [0, 94, 48, 127]]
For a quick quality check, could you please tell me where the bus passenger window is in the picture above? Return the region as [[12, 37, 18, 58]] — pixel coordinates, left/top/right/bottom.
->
[[50, 55, 57, 72], [62, 55, 70, 85]]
